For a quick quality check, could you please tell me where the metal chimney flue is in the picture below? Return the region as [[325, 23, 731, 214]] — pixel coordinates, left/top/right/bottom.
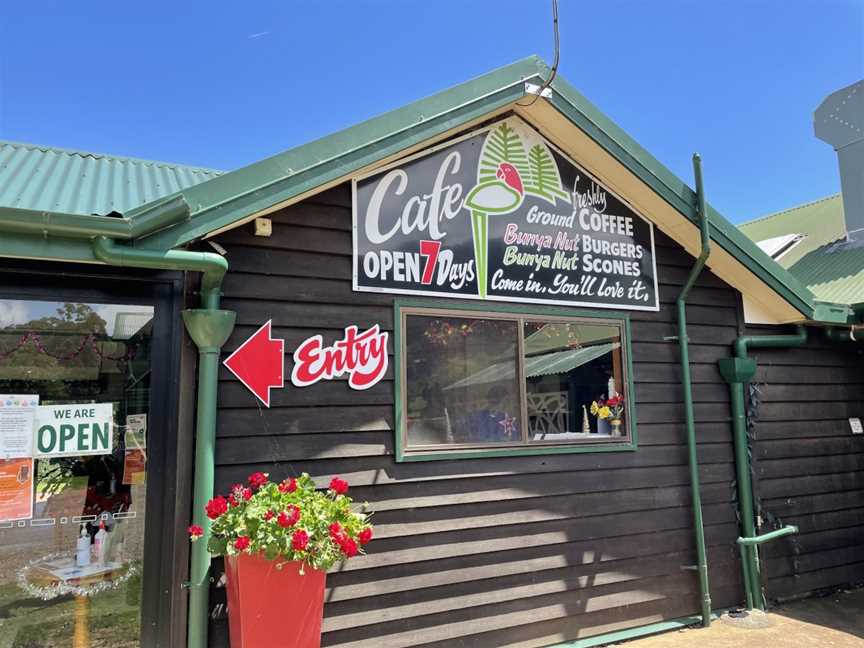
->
[[815, 80, 864, 242]]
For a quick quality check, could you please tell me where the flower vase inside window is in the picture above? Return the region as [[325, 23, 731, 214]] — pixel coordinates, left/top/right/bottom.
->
[[400, 307, 631, 458]]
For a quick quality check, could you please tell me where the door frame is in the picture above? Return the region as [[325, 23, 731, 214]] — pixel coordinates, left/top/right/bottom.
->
[[0, 259, 191, 647]]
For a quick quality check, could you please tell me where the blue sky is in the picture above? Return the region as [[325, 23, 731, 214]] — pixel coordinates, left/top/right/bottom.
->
[[1, 1, 861, 222]]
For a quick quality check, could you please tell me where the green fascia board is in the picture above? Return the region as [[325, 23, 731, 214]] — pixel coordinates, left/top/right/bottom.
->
[[0, 205, 134, 239], [122, 55, 837, 322], [131, 56, 547, 250], [546, 74, 830, 322], [0, 231, 98, 263]]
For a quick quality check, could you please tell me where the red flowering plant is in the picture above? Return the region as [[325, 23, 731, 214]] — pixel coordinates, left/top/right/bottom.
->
[[194, 471, 373, 572]]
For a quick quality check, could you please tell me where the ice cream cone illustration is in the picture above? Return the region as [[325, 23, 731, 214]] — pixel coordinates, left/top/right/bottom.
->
[[466, 120, 570, 298], [464, 163, 524, 297]]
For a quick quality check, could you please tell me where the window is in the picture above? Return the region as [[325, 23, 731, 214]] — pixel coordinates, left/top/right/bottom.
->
[[397, 304, 635, 460], [0, 299, 155, 646]]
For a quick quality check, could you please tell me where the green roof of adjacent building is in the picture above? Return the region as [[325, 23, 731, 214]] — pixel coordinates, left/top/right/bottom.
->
[[739, 194, 844, 267], [0, 140, 223, 216], [739, 194, 864, 305]]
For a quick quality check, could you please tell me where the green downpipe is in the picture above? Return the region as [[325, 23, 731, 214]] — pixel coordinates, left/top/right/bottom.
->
[[825, 326, 864, 343], [182, 310, 235, 648], [93, 236, 235, 648], [719, 326, 806, 610], [676, 153, 712, 627], [93, 235, 226, 307], [737, 524, 799, 546], [736, 525, 800, 609]]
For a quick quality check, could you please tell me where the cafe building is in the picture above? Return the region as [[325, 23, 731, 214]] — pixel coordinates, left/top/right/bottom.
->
[[0, 57, 861, 648]]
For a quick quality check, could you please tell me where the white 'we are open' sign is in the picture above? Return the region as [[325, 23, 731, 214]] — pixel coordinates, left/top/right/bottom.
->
[[34, 403, 114, 458]]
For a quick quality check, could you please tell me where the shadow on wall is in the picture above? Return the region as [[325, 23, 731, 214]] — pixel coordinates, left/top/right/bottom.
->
[[204, 387, 744, 648]]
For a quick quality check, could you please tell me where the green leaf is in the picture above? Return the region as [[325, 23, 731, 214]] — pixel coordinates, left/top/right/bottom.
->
[[478, 123, 529, 183], [208, 536, 227, 555], [524, 143, 570, 204]]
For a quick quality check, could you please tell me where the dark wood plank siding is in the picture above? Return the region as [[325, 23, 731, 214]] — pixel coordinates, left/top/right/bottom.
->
[[207, 183, 744, 647], [745, 331, 864, 601]]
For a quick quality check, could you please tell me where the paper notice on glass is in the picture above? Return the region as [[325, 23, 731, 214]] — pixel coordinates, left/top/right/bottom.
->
[[122, 448, 146, 485], [0, 395, 39, 459], [124, 414, 147, 449], [0, 457, 34, 521], [123, 414, 147, 485]]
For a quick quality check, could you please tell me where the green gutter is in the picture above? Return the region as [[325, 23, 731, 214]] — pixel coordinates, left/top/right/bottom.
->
[[93, 236, 225, 308], [93, 237, 234, 648], [0, 195, 190, 241], [0, 206, 136, 239], [718, 326, 806, 610], [180, 309, 235, 648], [675, 153, 712, 627]]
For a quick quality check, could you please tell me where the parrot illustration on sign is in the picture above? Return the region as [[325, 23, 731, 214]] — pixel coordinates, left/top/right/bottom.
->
[[464, 120, 571, 297]]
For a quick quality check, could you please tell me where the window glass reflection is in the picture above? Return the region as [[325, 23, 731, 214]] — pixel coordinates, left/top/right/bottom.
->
[[0, 300, 153, 647]]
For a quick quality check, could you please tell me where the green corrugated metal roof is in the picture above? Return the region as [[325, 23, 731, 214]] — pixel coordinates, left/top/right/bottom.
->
[[739, 194, 845, 267], [789, 242, 864, 305], [0, 140, 223, 216], [444, 343, 620, 390], [738, 194, 864, 304]]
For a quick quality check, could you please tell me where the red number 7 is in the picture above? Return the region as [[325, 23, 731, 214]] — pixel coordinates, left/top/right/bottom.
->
[[419, 240, 441, 285]]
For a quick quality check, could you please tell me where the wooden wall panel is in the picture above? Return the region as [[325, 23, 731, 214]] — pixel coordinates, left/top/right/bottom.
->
[[745, 331, 864, 601], [206, 185, 745, 647]]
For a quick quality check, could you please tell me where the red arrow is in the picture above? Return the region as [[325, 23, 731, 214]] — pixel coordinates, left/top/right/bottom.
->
[[223, 320, 284, 407]]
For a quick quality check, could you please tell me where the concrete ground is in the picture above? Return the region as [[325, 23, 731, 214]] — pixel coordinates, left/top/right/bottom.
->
[[617, 589, 864, 647]]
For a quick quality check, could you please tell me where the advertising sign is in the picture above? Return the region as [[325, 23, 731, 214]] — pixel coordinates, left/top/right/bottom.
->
[[223, 320, 285, 407], [0, 395, 39, 459], [290, 325, 389, 391], [0, 457, 33, 521], [123, 414, 147, 485], [34, 403, 114, 458], [353, 117, 659, 311]]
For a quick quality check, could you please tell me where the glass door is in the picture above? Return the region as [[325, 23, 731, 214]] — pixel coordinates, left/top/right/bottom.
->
[[0, 298, 155, 648]]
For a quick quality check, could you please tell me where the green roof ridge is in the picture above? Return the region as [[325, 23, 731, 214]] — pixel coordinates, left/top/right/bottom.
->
[[108, 56, 849, 322], [126, 55, 546, 238], [740, 193, 842, 228]]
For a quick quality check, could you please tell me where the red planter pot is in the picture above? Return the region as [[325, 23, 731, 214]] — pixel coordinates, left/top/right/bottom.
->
[[224, 553, 326, 648]]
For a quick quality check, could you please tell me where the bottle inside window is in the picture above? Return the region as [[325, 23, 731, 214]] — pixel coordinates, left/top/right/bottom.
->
[[523, 320, 624, 441]]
